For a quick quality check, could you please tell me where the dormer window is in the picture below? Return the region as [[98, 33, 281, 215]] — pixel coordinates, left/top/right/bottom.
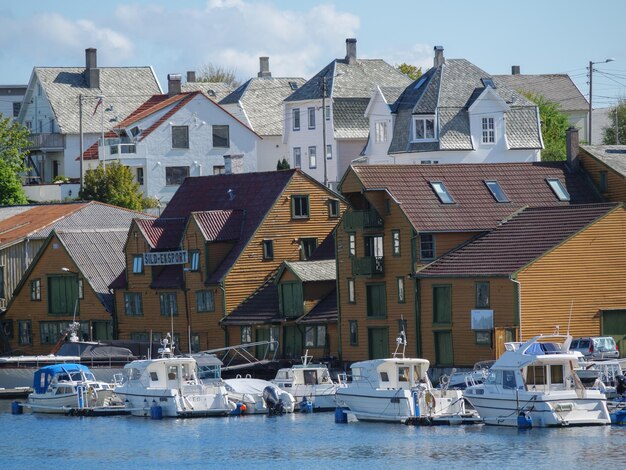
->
[[484, 180, 509, 203], [412, 115, 436, 142], [547, 178, 570, 201], [430, 181, 454, 204]]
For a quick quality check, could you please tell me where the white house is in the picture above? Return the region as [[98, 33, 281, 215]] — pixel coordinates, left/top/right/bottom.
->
[[0, 85, 27, 122], [363, 46, 543, 165], [84, 74, 261, 207], [283, 38, 412, 189], [220, 57, 306, 172], [17, 48, 161, 191]]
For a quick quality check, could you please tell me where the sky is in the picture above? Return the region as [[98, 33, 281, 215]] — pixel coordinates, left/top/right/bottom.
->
[[1, 0, 625, 108]]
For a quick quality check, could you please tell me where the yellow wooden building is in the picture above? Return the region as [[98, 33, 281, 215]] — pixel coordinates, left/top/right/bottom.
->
[[417, 204, 626, 365], [113, 169, 346, 354], [336, 162, 603, 366]]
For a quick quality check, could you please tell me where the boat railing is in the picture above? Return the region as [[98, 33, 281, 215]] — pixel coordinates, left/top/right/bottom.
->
[[195, 340, 279, 371]]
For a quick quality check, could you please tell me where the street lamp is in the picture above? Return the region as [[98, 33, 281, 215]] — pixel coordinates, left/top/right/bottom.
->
[[588, 58, 615, 144]]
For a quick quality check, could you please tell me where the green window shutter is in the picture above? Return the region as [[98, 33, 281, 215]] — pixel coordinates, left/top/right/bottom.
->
[[49, 276, 79, 315], [367, 284, 387, 317], [435, 330, 453, 365], [433, 285, 451, 323]]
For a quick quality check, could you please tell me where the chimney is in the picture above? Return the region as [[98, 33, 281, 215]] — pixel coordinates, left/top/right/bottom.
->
[[85, 48, 97, 69], [224, 154, 244, 175], [258, 57, 271, 78], [345, 38, 357, 65], [512, 65, 521, 75], [187, 71, 196, 83], [433, 46, 445, 68], [168, 74, 182, 96], [566, 126, 580, 171], [85, 48, 100, 89]]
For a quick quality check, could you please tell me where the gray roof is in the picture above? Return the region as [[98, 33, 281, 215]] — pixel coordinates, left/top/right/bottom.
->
[[286, 59, 411, 141], [31, 202, 153, 239], [494, 74, 588, 112], [57, 229, 128, 313], [220, 77, 306, 136], [283, 260, 336, 282], [182, 81, 233, 102], [389, 59, 542, 154], [31, 67, 161, 134], [581, 145, 626, 177]]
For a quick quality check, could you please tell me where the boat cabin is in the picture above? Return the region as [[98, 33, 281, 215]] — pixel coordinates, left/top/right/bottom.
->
[[350, 358, 431, 390], [33, 364, 95, 393], [122, 357, 203, 389]]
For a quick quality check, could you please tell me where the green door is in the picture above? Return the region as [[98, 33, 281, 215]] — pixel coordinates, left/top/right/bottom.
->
[[602, 310, 626, 358], [283, 325, 303, 359], [368, 327, 389, 359], [92, 321, 111, 341]]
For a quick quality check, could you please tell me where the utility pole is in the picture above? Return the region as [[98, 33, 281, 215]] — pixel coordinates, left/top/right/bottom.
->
[[616, 106, 620, 145], [79, 94, 83, 193], [321, 76, 328, 187], [588, 58, 615, 145]]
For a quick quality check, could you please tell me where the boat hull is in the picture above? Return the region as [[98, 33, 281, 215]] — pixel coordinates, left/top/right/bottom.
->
[[28, 389, 114, 414], [464, 392, 610, 427]]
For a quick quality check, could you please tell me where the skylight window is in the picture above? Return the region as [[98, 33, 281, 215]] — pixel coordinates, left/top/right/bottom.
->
[[413, 75, 427, 90], [430, 181, 454, 204], [288, 81, 299, 90], [482, 78, 495, 88], [484, 180, 509, 203], [547, 178, 570, 201]]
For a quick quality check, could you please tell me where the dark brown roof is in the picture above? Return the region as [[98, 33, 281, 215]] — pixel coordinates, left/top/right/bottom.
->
[[346, 163, 603, 232], [309, 232, 335, 261], [161, 170, 297, 283], [416, 203, 620, 277], [221, 278, 281, 326], [297, 289, 337, 324]]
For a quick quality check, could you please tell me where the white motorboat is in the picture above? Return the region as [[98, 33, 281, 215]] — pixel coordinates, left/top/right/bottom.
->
[[464, 334, 611, 427], [272, 351, 344, 411], [114, 335, 235, 418], [335, 334, 474, 423], [224, 377, 296, 414], [27, 363, 116, 414]]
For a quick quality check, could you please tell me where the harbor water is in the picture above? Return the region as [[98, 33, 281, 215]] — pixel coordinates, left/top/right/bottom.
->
[[2, 400, 625, 469]]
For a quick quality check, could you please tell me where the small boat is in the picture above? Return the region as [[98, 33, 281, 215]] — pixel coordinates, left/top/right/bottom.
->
[[464, 334, 611, 427], [271, 351, 344, 411], [440, 360, 494, 390], [27, 363, 116, 414], [114, 335, 235, 418], [224, 377, 296, 414], [335, 333, 475, 423]]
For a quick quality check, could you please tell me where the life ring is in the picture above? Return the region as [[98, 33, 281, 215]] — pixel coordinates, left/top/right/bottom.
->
[[440, 375, 450, 386], [425, 392, 436, 410]]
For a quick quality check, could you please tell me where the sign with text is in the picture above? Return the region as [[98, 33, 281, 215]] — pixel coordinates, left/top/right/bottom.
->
[[143, 250, 188, 266]]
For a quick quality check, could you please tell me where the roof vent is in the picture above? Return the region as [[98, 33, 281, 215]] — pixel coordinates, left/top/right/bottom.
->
[[206, 89, 216, 97], [227, 188, 236, 200]]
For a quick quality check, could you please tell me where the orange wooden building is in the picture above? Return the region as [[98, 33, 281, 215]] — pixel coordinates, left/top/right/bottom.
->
[[112, 169, 346, 354]]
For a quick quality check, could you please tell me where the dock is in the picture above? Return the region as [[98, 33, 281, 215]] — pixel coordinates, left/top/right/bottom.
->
[[405, 414, 483, 426]]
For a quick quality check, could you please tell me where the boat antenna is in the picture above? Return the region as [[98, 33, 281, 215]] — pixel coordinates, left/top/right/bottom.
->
[[566, 300, 574, 335], [393, 317, 407, 358]]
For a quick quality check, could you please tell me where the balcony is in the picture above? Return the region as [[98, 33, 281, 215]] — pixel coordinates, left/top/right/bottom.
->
[[26, 133, 65, 151], [102, 137, 136, 157], [343, 209, 384, 231], [352, 256, 384, 276]]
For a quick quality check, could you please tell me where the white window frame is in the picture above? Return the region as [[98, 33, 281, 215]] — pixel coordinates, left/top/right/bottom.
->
[[375, 121, 388, 143], [308, 146, 317, 169], [412, 115, 437, 142], [308, 107, 316, 129], [293, 147, 301, 168], [481, 117, 496, 144], [293, 108, 300, 131]]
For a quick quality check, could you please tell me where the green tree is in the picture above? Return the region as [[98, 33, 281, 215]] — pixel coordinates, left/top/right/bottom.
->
[[277, 158, 290, 170], [602, 102, 626, 145], [0, 116, 29, 205], [524, 93, 570, 161], [79, 161, 146, 210], [197, 63, 241, 88], [396, 63, 423, 81]]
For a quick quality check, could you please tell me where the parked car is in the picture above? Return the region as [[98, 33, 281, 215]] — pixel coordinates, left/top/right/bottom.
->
[[570, 337, 619, 360]]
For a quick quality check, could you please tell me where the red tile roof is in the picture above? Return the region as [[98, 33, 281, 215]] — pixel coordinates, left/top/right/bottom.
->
[[346, 163, 603, 232], [192, 210, 244, 241], [416, 203, 620, 277]]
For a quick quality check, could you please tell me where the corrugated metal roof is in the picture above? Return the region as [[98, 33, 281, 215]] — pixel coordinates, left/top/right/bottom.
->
[[416, 203, 620, 277], [346, 163, 603, 232], [135, 218, 186, 250], [192, 210, 244, 241], [221, 278, 281, 325], [57, 229, 128, 313]]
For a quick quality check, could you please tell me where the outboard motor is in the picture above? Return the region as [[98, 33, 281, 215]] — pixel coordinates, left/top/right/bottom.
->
[[616, 374, 626, 396], [263, 386, 285, 415]]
